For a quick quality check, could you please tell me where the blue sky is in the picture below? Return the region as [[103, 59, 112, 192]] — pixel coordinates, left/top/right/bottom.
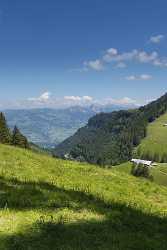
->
[[0, 0, 167, 108]]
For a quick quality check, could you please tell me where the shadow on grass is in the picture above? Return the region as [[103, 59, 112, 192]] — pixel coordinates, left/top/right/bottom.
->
[[0, 176, 166, 249], [0, 175, 113, 211]]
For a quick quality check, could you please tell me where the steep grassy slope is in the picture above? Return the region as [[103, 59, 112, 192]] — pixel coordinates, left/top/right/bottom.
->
[[136, 112, 167, 162], [0, 144, 167, 249]]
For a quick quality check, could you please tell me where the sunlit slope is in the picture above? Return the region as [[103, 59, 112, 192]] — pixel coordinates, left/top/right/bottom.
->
[[114, 161, 167, 186], [136, 112, 167, 162], [0, 144, 167, 249]]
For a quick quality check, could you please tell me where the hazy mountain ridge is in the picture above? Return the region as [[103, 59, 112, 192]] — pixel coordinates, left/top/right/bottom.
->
[[4, 104, 129, 148]]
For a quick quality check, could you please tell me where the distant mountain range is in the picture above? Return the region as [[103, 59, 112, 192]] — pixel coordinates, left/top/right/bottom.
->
[[4, 104, 132, 148]]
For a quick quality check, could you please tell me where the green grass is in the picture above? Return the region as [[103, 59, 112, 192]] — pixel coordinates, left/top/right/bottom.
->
[[150, 163, 167, 186], [114, 161, 167, 187], [136, 112, 167, 162], [113, 112, 167, 187], [0, 144, 167, 249]]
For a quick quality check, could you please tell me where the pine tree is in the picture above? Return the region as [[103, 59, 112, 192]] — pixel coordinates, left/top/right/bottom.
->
[[0, 112, 11, 144], [12, 126, 29, 149]]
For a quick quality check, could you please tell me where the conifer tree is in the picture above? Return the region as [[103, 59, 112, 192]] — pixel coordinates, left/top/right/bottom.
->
[[0, 112, 11, 144], [12, 126, 29, 149]]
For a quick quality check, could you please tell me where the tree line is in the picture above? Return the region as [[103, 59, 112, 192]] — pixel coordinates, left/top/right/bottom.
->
[[0, 112, 29, 149]]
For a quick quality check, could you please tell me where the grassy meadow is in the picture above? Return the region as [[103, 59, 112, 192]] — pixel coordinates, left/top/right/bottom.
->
[[114, 161, 167, 187], [0, 144, 166, 249], [136, 112, 167, 162]]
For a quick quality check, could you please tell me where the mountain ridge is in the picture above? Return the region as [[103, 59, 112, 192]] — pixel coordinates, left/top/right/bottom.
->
[[4, 104, 132, 148], [54, 93, 167, 165]]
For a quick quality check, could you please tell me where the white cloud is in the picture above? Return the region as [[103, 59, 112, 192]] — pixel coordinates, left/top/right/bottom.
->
[[125, 75, 137, 81], [26, 93, 138, 108], [104, 97, 138, 106], [125, 74, 152, 81], [107, 48, 118, 55], [82, 96, 93, 101], [84, 59, 104, 71], [28, 91, 51, 102], [103, 49, 138, 63], [1, 92, 148, 109], [150, 34, 164, 44], [64, 96, 82, 101], [104, 49, 161, 65], [39, 92, 51, 101], [64, 95, 93, 102], [27, 93, 94, 108], [103, 48, 118, 62], [80, 48, 167, 72], [137, 51, 158, 63]]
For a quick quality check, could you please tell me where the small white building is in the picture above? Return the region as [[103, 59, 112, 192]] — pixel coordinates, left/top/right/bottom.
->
[[131, 158, 152, 167]]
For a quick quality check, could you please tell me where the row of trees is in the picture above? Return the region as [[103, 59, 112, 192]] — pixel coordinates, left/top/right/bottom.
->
[[0, 112, 29, 149]]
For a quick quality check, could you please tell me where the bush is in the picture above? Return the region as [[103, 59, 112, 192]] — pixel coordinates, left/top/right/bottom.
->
[[131, 163, 152, 179]]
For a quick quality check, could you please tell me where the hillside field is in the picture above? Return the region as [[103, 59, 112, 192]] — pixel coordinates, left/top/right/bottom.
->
[[136, 112, 167, 162], [0, 144, 167, 249], [114, 162, 167, 187]]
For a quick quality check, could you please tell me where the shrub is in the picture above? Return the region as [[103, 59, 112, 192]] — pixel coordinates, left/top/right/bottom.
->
[[131, 163, 151, 179]]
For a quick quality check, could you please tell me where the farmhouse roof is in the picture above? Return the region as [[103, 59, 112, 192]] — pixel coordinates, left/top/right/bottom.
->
[[131, 158, 152, 166]]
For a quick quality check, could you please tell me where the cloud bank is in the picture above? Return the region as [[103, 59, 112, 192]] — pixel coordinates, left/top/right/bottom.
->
[[0, 92, 141, 110]]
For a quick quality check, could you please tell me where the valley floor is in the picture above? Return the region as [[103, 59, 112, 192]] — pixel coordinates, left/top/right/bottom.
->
[[0, 144, 167, 249]]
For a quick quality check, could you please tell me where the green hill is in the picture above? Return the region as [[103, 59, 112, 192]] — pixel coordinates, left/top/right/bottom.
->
[[0, 144, 167, 249], [55, 93, 167, 166], [136, 112, 167, 162]]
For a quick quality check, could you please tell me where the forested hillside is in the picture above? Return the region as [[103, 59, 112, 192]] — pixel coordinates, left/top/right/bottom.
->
[[55, 93, 167, 165]]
